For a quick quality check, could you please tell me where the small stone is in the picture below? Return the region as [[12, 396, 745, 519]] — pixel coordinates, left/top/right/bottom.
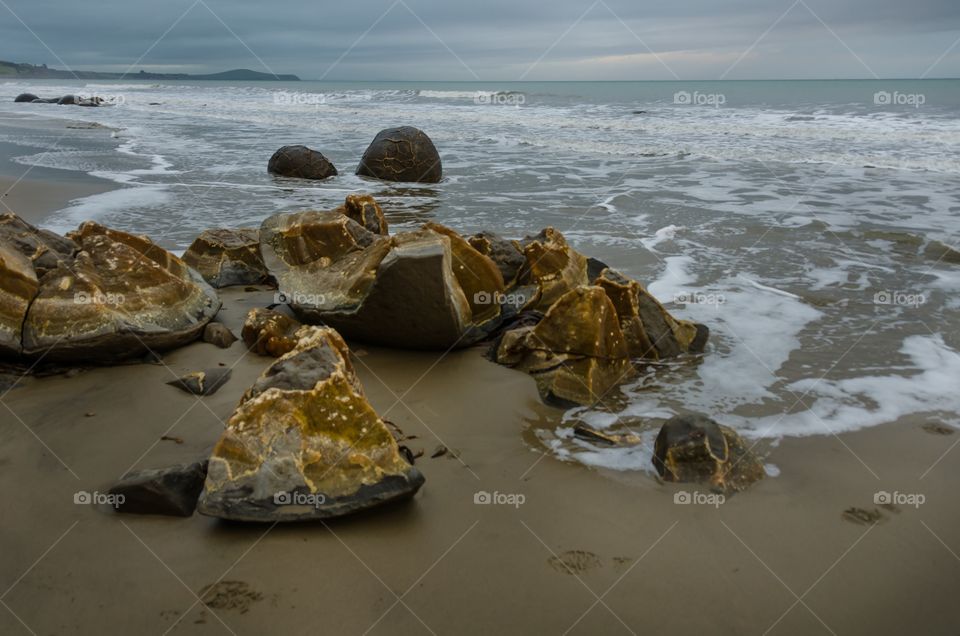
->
[[202, 323, 238, 349], [166, 368, 232, 396]]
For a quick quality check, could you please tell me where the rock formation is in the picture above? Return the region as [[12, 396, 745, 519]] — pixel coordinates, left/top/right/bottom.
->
[[267, 145, 337, 180], [197, 327, 425, 522], [182, 228, 271, 288], [356, 126, 442, 184]]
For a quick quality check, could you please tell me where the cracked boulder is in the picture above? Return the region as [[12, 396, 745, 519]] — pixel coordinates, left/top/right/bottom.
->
[[0, 212, 77, 277], [182, 228, 271, 288], [0, 244, 37, 357], [197, 326, 425, 522], [494, 286, 635, 406], [356, 126, 442, 184], [653, 414, 764, 492], [516, 228, 589, 311], [20, 221, 220, 362], [594, 268, 709, 359], [261, 203, 505, 349]]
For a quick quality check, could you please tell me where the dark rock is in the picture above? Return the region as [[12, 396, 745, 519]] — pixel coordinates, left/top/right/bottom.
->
[[197, 327, 425, 522], [202, 322, 237, 348], [467, 231, 525, 286], [652, 414, 764, 492], [166, 368, 232, 396], [57, 95, 78, 105], [14, 93, 39, 103], [356, 126, 442, 184], [267, 145, 337, 180], [110, 461, 208, 516], [182, 228, 270, 288]]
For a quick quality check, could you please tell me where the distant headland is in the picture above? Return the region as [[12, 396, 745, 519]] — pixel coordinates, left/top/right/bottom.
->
[[0, 61, 300, 81]]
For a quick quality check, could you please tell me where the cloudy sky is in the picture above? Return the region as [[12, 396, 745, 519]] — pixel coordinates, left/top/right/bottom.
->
[[2, 0, 959, 80]]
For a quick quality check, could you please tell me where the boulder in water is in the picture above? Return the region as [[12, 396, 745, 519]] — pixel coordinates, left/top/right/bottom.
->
[[267, 145, 337, 180], [356, 126, 442, 184], [652, 414, 764, 492], [14, 93, 39, 103]]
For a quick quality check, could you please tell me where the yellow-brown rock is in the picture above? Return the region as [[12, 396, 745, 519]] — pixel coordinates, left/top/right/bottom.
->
[[197, 327, 425, 522], [495, 286, 634, 406], [335, 194, 388, 235], [0, 244, 37, 357], [594, 268, 709, 359], [182, 228, 270, 288], [21, 221, 220, 362], [517, 228, 589, 310], [241, 307, 302, 357], [260, 201, 506, 349]]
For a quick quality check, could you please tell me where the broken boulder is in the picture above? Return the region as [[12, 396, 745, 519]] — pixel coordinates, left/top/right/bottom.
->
[[182, 228, 270, 288], [197, 326, 425, 522]]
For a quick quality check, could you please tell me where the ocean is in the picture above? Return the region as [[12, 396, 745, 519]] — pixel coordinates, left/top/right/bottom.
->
[[1, 78, 958, 471]]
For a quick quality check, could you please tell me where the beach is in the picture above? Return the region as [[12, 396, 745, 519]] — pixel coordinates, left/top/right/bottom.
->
[[1, 85, 959, 635]]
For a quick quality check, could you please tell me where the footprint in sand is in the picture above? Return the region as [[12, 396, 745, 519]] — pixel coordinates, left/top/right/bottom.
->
[[198, 580, 264, 614], [922, 422, 956, 435], [842, 504, 902, 525], [548, 550, 602, 575]]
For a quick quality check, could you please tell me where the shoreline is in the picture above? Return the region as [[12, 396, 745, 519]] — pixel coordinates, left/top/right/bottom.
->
[[0, 106, 959, 635], [0, 113, 123, 226], [1, 288, 958, 634]]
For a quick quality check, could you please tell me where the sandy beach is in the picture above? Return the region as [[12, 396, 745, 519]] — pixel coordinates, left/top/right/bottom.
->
[[0, 175, 957, 635]]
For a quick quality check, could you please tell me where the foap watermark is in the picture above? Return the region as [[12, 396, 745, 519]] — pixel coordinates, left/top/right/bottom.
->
[[77, 93, 126, 106], [275, 290, 327, 306], [273, 491, 327, 508], [74, 291, 125, 306], [674, 91, 726, 108], [874, 490, 925, 508], [74, 490, 125, 508], [473, 290, 534, 306], [873, 290, 926, 308], [274, 91, 326, 107], [674, 490, 725, 508], [874, 91, 925, 109], [474, 91, 525, 107], [474, 490, 525, 508], [674, 290, 726, 307]]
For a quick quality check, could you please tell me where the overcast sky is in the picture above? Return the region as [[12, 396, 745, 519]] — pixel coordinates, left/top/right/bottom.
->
[[2, 0, 959, 80]]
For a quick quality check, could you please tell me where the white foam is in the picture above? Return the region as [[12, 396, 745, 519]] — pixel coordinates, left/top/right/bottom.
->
[[736, 334, 960, 438]]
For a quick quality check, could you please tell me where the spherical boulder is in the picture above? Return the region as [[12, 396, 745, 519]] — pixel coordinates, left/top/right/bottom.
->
[[267, 145, 337, 180], [356, 126, 441, 184], [14, 93, 39, 103]]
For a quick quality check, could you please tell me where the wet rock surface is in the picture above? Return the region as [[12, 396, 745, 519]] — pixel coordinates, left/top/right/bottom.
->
[[202, 322, 238, 349], [653, 413, 765, 492], [110, 461, 208, 517], [197, 327, 425, 522], [241, 307, 302, 357], [166, 367, 232, 396], [356, 126, 442, 184], [182, 228, 270, 288], [267, 144, 337, 180]]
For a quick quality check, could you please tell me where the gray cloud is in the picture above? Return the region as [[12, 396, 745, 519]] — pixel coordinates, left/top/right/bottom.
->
[[2, 0, 958, 79]]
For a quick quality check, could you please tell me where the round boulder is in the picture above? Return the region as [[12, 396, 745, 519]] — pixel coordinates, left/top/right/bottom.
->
[[267, 145, 337, 180], [57, 95, 78, 105], [14, 93, 39, 103], [356, 126, 441, 184]]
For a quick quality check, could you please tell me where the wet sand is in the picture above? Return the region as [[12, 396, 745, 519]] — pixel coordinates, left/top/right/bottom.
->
[[1, 273, 959, 635]]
